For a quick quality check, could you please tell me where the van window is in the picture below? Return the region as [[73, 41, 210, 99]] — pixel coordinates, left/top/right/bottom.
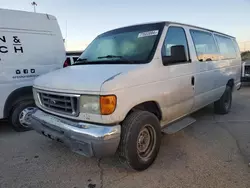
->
[[82, 31, 158, 63], [73, 57, 78, 62], [190, 30, 219, 62], [215, 35, 237, 59], [162, 26, 189, 61], [77, 23, 165, 64], [232, 39, 240, 56]]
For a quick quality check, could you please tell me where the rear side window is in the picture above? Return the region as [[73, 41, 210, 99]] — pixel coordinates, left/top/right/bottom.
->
[[190, 30, 219, 62], [232, 39, 240, 57], [215, 35, 237, 59]]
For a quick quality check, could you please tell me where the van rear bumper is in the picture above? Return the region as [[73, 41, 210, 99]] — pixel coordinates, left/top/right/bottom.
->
[[30, 109, 121, 158]]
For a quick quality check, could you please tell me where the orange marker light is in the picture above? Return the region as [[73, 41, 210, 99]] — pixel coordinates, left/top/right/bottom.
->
[[100, 95, 117, 115]]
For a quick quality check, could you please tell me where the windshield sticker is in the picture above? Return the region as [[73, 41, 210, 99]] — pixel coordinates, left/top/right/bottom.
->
[[138, 30, 159, 38]]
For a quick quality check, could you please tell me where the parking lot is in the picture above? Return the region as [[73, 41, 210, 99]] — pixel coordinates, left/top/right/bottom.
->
[[0, 87, 250, 188]]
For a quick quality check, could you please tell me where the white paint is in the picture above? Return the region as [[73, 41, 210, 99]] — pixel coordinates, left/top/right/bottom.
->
[[0, 9, 65, 118], [138, 30, 159, 38], [33, 22, 241, 126]]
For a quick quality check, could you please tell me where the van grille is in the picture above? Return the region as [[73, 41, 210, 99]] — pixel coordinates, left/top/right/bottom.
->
[[38, 91, 79, 116]]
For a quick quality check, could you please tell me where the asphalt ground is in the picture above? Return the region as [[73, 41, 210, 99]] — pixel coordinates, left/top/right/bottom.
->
[[0, 87, 250, 188]]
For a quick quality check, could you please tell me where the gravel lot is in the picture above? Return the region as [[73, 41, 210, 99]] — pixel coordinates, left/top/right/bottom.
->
[[0, 87, 250, 188]]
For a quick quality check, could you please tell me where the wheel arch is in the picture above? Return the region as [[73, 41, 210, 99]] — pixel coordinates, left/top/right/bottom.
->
[[227, 78, 235, 90], [4, 86, 34, 118], [124, 100, 162, 121]]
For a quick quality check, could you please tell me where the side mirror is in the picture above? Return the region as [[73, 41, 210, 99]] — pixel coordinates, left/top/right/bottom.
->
[[163, 45, 187, 65]]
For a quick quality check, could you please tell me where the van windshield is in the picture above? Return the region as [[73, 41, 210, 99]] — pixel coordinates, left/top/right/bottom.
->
[[75, 23, 165, 65]]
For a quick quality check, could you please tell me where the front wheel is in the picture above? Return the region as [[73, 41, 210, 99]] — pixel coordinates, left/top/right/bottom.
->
[[214, 86, 232, 114], [9, 100, 36, 132], [118, 111, 161, 171]]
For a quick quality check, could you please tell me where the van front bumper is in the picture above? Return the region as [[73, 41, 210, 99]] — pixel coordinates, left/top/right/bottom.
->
[[30, 109, 121, 158]]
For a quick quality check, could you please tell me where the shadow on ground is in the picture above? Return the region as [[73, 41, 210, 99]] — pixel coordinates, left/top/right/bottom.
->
[[0, 120, 13, 134]]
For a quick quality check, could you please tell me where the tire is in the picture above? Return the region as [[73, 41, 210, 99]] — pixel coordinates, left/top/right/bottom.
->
[[9, 100, 36, 132], [214, 85, 232, 114], [118, 111, 161, 171]]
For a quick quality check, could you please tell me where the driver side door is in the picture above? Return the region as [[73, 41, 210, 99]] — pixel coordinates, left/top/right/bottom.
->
[[161, 26, 195, 123]]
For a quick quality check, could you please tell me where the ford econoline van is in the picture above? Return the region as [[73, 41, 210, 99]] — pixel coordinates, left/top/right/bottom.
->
[[30, 22, 241, 171]]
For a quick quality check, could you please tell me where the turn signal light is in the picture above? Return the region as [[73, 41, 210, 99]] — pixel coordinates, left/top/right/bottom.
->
[[100, 95, 117, 115]]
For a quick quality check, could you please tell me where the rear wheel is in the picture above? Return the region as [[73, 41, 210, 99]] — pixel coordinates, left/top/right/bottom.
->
[[9, 100, 36, 132], [214, 86, 232, 114], [118, 111, 161, 171]]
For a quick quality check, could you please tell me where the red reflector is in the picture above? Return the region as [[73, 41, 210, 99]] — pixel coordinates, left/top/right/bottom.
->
[[63, 59, 70, 68]]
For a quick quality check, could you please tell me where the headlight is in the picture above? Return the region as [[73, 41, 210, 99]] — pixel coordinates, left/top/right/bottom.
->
[[80, 95, 117, 115], [80, 95, 100, 114]]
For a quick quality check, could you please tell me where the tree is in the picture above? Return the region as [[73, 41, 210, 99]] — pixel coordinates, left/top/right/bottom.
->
[[241, 51, 250, 61]]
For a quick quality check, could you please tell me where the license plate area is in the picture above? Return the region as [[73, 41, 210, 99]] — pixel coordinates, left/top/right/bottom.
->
[[41, 131, 64, 143], [35, 111, 67, 133]]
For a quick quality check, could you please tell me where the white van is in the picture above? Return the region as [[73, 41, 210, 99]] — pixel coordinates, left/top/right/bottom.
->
[[30, 22, 241, 171], [0, 9, 65, 131]]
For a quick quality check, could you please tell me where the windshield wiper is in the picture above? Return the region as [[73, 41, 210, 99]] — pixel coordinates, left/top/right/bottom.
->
[[73, 58, 88, 65], [76, 58, 88, 62], [98, 55, 123, 59], [97, 55, 135, 64]]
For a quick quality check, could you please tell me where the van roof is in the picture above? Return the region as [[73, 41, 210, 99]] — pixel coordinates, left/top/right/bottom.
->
[[0, 8, 59, 33], [0, 8, 56, 20], [108, 21, 235, 39]]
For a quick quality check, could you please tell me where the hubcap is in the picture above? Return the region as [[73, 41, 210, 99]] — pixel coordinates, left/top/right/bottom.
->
[[19, 107, 36, 128], [137, 124, 156, 161]]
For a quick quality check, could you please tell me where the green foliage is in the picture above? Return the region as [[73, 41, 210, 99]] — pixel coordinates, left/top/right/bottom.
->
[[241, 51, 250, 61]]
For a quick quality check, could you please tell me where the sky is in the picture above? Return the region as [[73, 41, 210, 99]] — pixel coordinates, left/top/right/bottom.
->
[[1, 0, 250, 51]]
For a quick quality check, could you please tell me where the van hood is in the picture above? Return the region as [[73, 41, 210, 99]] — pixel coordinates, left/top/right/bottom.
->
[[33, 64, 140, 93]]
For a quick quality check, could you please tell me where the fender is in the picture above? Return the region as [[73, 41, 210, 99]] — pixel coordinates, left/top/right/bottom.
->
[[4, 86, 33, 118]]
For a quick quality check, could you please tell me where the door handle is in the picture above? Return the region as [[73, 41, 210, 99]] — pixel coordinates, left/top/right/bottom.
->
[[191, 76, 195, 86]]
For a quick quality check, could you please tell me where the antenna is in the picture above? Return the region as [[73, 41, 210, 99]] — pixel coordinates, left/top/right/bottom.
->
[[31, 1, 37, 13], [65, 20, 68, 49]]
